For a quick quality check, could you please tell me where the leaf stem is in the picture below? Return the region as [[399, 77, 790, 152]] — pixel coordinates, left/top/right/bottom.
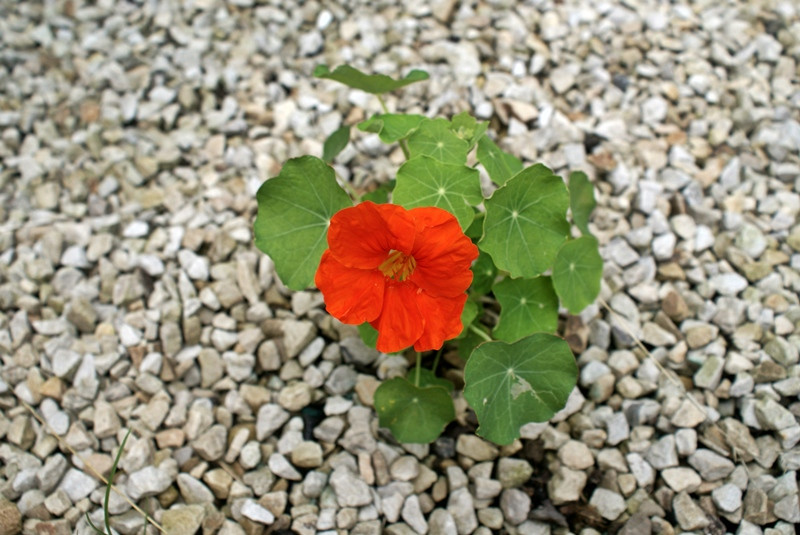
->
[[376, 94, 411, 160], [431, 348, 443, 375], [414, 352, 421, 387], [468, 323, 492, 342], [333, 169, 362, 203]]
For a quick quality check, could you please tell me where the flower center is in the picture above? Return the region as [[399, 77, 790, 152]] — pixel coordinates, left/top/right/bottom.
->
[[378, 249, 416, 281]]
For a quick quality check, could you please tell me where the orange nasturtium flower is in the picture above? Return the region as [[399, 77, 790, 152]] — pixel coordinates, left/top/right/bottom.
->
[[315, 201, 479, 354]]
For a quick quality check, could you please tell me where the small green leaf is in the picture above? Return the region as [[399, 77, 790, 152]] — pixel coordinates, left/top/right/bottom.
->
[[393, 156, 482, 230], [458, 322, 490, 360], [450, 112, 488, 149], [569, 171, 596, 236], [322, 125, 350, 163], [477, 135, 523, 186], [374, 377, 455, 443], [358, 322, 379, 349], [254, 156, 352, 290], [479, 164, 570, 278], [314, 65, 429, 94], [361, 179, 395, 204], [552, 236, 603, 314], [459, 299, 479, 337], [464, 334, 577, 445], [465, 211, 484, 240], [470, 251, 497, 295], [492, 277, 559, 342], [358, 114, 427, 143], [410, 368, 454, 392], [408, 118, 469, 165]]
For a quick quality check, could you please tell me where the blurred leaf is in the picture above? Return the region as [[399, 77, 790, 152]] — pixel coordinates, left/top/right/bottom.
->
[[322, 125, 350, 163], [568, 171, 596, 236], [361, 179, 395, 204], [357, 322, 379, 349], [314, 64, 429, 94]]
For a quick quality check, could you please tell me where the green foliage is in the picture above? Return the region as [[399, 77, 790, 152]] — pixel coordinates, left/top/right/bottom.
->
[[470, 251, 497, 295], [568, 171, 596, 236], [255, 66, 603, 446], [407, 118, 470, 164], [393, 156, 482, 230], [477, 135, 523, 186], [358, 322, 379, 349], [254, 156, 352, 290], [459, 299, 480, 337], [322, 125, 350, 163], [411, 368, 454, 392], [314, 64, 429, 94], [479, 164, 570, 278], [358, 114, 426, 143], [374, 377, 455, 443], [361, 179, 395, 204], [449, 111, 487, 149], [552, 236, 603, 314], [492, 276, 558, 342], [463, 334, 577, 445]]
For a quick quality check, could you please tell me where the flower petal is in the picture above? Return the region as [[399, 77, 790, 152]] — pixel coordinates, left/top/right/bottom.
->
[[370, 282, 424, 353], [408, 208, 479, 297], [315, 250, 385, 324], [328, 202, 416, 269], [412, 291, 468, 352]]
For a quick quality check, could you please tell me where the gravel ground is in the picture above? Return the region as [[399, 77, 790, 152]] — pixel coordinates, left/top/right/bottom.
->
[[1, 0, 799, 534]]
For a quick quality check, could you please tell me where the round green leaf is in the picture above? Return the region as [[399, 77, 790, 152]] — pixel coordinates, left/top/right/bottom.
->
[[476, 135, 523, 186], [254, 156, 352, 290], [492, 276, 559, 342], [470, 251, 497, 295], [374, 377, 455, 443], [479, 164, 570, 278], [358, 114, 427, 143], [322, 125, 350, 163], [407, 118, 469, 165], [314, 64, 429, 94], [552, 236, 603, 314], [463, 334, 577, 445], [568, 171, 596, 236], [393, 156, 482, 230]]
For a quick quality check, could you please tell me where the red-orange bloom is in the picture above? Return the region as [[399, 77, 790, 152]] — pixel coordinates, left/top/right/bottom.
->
[[315, 201, 479, 353]]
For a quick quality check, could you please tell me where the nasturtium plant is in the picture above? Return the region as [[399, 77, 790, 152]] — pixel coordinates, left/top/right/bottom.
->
[[254, 65, 603, 445]]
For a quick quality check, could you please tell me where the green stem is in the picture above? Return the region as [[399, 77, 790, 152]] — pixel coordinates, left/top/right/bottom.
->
[[376, 94, 411, 160], [468, 323, 492, 342], [414, 352, 421, 387], [431, 348, 443, 375], [377, 94, 390, 114]]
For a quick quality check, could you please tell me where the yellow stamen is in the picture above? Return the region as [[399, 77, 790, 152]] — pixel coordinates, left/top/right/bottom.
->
[[378, 250, 416, 281]]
